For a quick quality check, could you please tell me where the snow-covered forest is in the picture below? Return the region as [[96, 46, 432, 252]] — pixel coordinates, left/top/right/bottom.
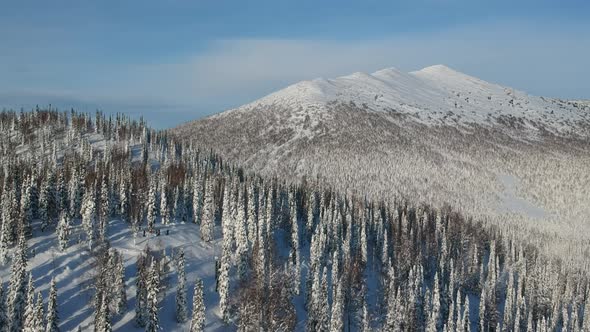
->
[[0, 108, 589, 331]]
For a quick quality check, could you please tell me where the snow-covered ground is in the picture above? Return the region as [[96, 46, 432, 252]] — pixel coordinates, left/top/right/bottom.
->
[[0, 218, 227, 331]]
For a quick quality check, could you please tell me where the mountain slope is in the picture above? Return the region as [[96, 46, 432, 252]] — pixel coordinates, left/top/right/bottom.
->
[[175, 65, 590, 266]]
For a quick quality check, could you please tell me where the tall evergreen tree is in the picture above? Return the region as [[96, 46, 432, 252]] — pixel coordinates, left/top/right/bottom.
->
[[8, 235, 28, 332], [32, 293, 44, 332], [81, 186, 97, 250], [329, 279, 344, 332], [23, 273, 36, 332], [0, 281, 8, 332], [146, 180, 158, 233], [46, 278, 59, 332], [190, 278, 205, 332], [219, 234, 231, 323], [57, 212, 69, 251], [200, 175, 215, 242], [146, 260, 160, 332], [175, 249, 188, 323]]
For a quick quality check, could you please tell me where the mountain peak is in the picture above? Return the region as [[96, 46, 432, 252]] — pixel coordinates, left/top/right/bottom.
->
[[417, 64, 458, 73], [411, 64, 474, 80]]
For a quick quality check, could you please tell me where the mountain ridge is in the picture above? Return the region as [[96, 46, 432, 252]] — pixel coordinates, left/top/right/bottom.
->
[[202, 64, 589, 139]]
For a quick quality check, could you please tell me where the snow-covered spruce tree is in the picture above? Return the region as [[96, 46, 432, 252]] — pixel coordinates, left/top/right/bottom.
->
[[19, 178, 34, 238], [0, 214, 11, 265], [94, 290, 111, 332], [119, 177, 130, 223], [146, 260, 161, 332], [32, 293, 44, 332], [583, 291, 590, 331], [246, 180, 258, 248], [8, 235, 28, 332], [0, 281, 7, 332], [57, 212, 69, 251], [289, 198, 300, 295], [329, 278, 344, 332], [331, 249, 339, 304], [46, 278, 59, 332], [135, 254, 148, 327], [219, 232, 231, 324], [361, 298, 370, 332], [160, 181, 170, 225], [175, 248, 188, 323], [100, 174, 112, 224], [173, 186, 187, 223], [191, 172, 203, 226], [464, 294, 471, 332], [190, 278, 205, 332], [56, 171, 68, 216], [146, 179, 157, 233], [81, 186, 97, 250], [479, 287, 487, 332], [235, 189, 249, 282], [22, 273, 36, 332], [427, 272, 442, 332], [39, 173, 57, 231], [112, 251, 127, 315], [316, 267, 330, 332], [385, 281, 399, 331], [200, 174, 215, 242]]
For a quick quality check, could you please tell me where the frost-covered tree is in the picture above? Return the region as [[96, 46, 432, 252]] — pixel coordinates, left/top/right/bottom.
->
[[0, 215, 11, 265], [32, 293, 44, 332], [119, 177, 130, 222], [361, 299, 370, 332], [8, 235, 28, 332], [95, 291, 111, 332], [22, 273, 36, 332], [112, 251, 127, 315], [175, 249, 188, 323], [135, 255, 148, 327], [190, 278, 205, 332], [0, 281, 7, 332], [81, 186, 97, 250], [19, 178, 34, 238], [200, 175, 215, 242], [329, 279, 344, 332], [427, 272, 442, 332], [146, 180, 157, 233], [464, 295, 471, 332], [57, 212, 69, 251], [317, 267, 330, 332], [46, 278, 59, 332], [160, 182, 170, 225], [40, 174, 57, 231], [479, 288, 487, 332], [146, 260, 160, 332], [219, 234, 231, 323], [583, 292, 590, 331]]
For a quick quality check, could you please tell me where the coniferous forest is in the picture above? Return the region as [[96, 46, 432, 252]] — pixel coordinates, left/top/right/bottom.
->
[[0, 108, 589, 331]]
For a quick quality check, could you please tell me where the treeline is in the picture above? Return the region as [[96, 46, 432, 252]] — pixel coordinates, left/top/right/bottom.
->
[[0, 108, 589, 331]]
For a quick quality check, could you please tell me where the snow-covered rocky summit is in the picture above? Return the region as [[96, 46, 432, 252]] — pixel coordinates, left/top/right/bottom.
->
[[217, 64, 589, 137]]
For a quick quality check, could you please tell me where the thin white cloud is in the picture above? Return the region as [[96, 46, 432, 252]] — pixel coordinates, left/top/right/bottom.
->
[[2, 19, 589, 119]]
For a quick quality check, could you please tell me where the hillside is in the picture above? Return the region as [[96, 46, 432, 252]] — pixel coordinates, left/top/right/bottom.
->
[[175, 65, 590, 269], [0, 108, 588, 332]]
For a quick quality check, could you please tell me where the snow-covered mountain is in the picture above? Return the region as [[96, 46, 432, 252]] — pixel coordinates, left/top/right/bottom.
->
[[210, 64, 589, 137], [176, 65, 590, 266]]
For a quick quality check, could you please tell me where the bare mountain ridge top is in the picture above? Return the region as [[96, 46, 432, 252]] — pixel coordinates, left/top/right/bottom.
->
[[204, 64, 588, 137]]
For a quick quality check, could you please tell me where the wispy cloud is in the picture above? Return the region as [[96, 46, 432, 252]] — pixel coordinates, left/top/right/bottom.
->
[[2, 19, 589, 124]]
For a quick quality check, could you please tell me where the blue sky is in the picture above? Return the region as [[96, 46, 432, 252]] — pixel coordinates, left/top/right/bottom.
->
[[1, 0, 589, 128]]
